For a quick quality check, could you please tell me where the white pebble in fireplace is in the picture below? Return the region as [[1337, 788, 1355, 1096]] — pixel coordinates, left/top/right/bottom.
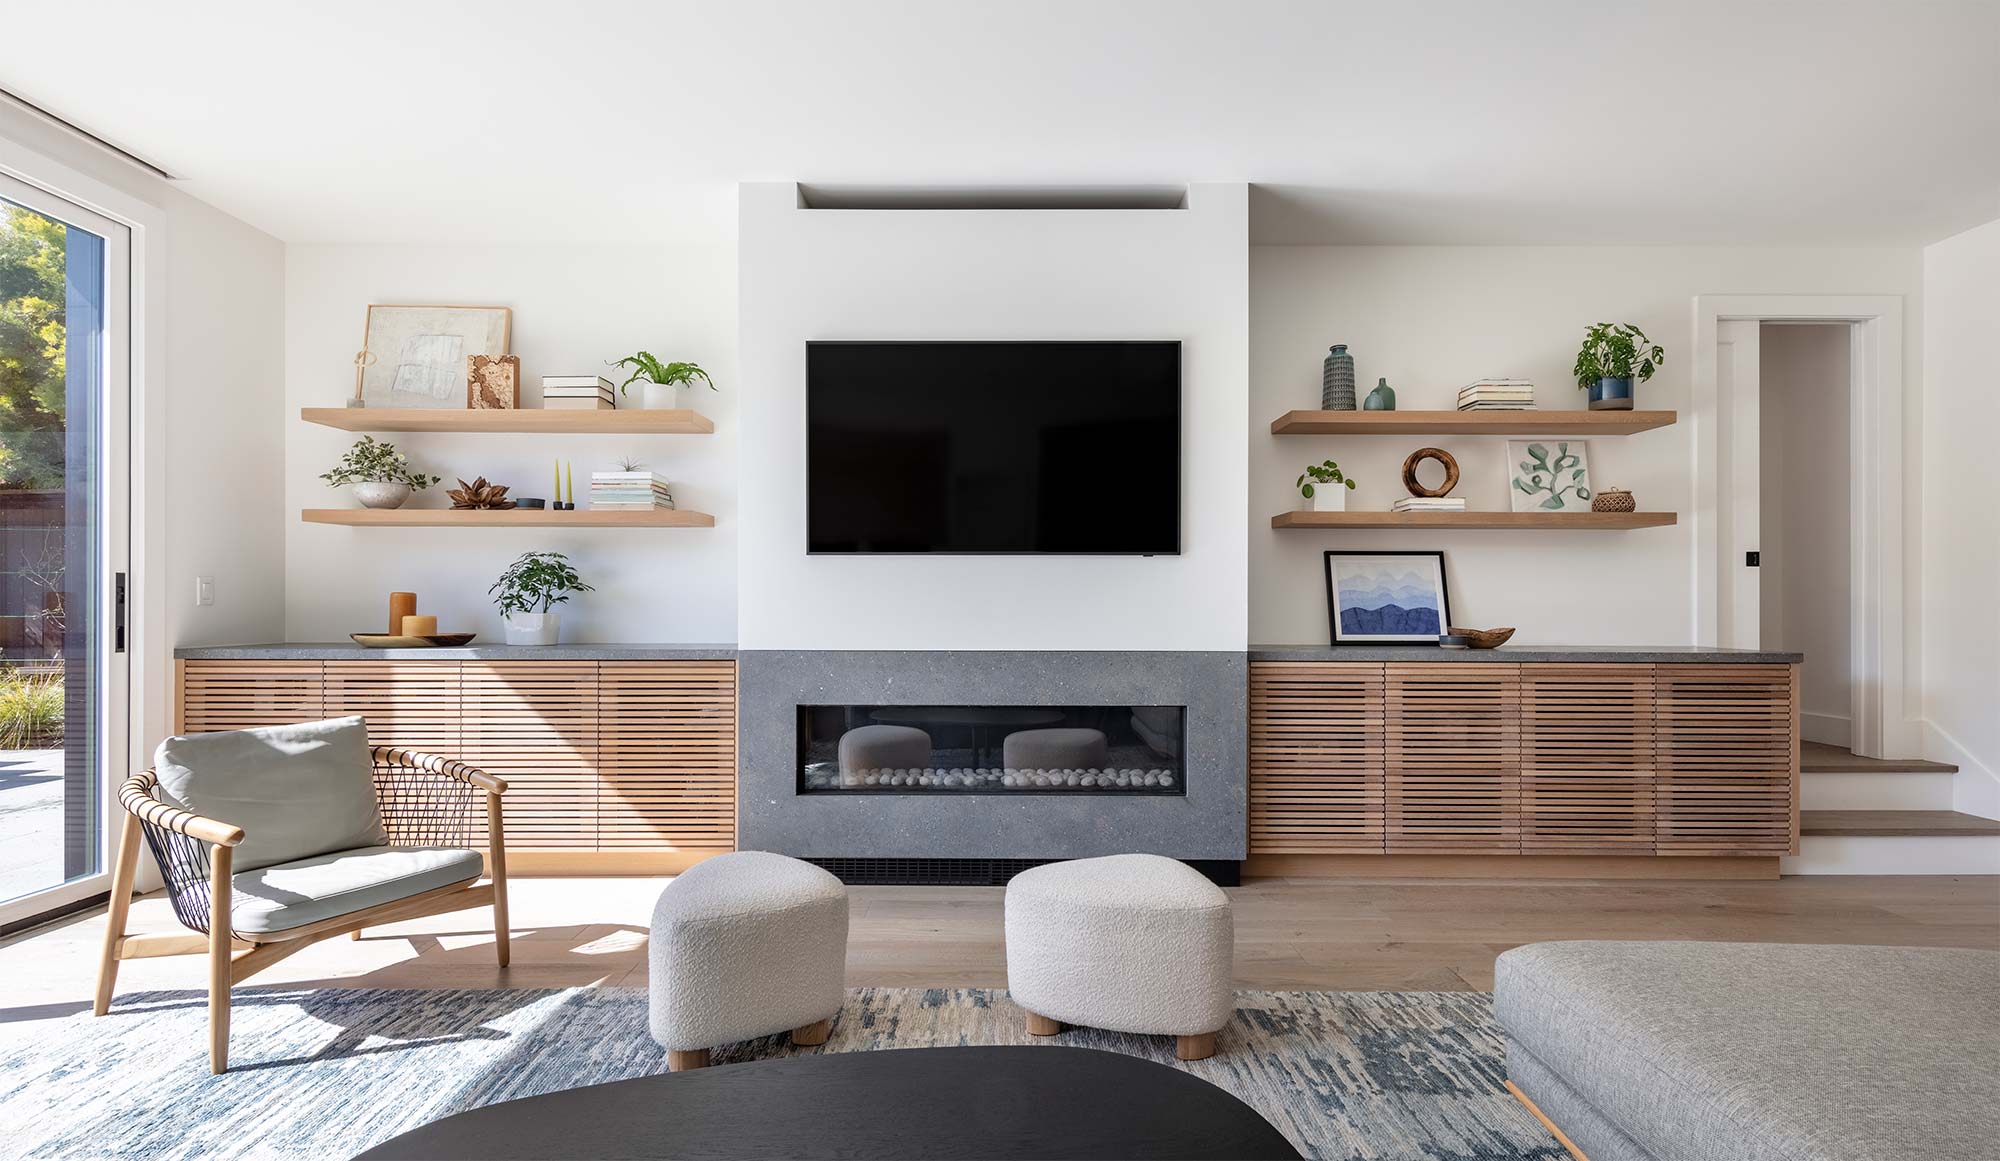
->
[[803, 765, 1179, 792]]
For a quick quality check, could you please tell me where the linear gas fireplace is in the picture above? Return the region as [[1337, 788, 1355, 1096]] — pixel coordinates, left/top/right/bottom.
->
[[799, 704, 1185, 794]]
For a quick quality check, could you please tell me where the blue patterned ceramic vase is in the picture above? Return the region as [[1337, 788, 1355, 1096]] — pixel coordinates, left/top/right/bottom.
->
[[1321, 345, 1357, 410]]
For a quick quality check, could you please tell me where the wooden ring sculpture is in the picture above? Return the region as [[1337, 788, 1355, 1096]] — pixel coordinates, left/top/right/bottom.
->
[[1402, 447, 1460, 497]]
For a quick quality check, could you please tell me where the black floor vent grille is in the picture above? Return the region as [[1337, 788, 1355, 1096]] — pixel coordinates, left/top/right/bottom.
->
[[803, 858, 1241, 887]]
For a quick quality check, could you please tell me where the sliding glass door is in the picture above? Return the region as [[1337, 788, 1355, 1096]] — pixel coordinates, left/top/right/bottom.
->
[[0, 171, 128, 927]]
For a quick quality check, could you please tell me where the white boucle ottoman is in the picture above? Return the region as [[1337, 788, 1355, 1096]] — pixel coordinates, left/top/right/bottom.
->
[[1004, 853, 1234, 1061], [648, 851, 849, 1071]]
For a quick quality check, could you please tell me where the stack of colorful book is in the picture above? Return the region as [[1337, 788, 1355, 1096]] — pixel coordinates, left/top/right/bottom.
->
[[1457, 379, 1535, 410], [589, 471, 675, 510], [543, 375, 617, 411], [1390, 496, 1468, 513]]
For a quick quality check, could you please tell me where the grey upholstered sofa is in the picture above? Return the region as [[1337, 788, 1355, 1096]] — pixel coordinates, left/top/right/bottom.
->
[[1494, 941, 2000, 1161]]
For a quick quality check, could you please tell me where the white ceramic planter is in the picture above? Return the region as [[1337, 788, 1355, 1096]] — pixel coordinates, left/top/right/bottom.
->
[[1308, 484, 1348, 512], [641, 381, 680, 410], [502, 612, 561, 646], [353, 481, 412, 509]]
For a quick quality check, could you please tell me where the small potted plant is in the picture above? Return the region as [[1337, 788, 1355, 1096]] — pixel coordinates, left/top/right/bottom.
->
[[608, 351, 715, 410], [1296, 459, 1357, 512], [1573, 323, 1665, 411], [319, 436, 442, 509], [489, 551, 594, 646]]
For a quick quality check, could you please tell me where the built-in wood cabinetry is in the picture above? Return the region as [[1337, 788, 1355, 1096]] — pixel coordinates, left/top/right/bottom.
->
[[1248, 660, 1798, 876], [176, 658, 737, 873]]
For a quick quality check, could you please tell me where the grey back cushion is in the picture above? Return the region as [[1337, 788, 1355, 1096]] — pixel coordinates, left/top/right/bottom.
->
[[154, 715, 386, 873]]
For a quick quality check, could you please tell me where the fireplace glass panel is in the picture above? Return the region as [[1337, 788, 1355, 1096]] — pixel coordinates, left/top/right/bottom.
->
[[799, 704, 1185, 794]]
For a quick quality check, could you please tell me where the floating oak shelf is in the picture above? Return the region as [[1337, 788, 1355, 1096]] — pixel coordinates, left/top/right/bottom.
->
[[1269, 410, 1676, 436], [301, 407, 714, 434], [303, 508, 715, 528], [1272, 511, 1676, 530]]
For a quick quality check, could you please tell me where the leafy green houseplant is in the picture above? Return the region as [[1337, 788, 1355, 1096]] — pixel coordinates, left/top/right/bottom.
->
[[490, 551, 594, 645], [1572, 323, 1665, 411], [1296, 459, 1358, 511], [608, 351, 714, 410], [319, 436, 442, 509]]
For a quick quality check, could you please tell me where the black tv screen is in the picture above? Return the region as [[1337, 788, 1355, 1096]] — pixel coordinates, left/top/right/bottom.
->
[[807, 341, 1181, 554]]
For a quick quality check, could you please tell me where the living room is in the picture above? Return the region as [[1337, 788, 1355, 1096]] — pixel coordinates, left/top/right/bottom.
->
[[0, 4, 1995, 1159]]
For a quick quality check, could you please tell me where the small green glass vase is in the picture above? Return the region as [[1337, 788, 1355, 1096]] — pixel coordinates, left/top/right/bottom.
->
[[1363, 378, 1396, 410]]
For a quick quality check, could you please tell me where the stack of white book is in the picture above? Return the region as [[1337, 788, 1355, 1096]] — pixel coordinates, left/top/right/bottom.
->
[[589, 471, 675, 510], [1390, 497, 1469, 512], [543, 375, 617, 411], [1457, 378, 1535, 410]]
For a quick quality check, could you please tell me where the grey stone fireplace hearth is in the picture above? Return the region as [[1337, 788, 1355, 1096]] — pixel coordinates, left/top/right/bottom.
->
[[738, 651, 1247, 863]]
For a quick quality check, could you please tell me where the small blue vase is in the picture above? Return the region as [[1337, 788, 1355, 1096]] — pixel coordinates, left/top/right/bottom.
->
[[1363, 378, 1396, 410], [1589, 376, 1634, 411]]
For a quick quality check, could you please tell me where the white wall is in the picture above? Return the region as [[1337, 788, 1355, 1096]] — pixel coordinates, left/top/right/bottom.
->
[[1249, 245, 1922, 647], [1758, 324, 1852, 744], [736, 182, 1249, 651], [284, 243, 737, 643], [1920, 218, 2000, 817]]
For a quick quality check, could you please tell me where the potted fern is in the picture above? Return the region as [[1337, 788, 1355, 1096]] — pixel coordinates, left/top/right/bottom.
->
[[608, 351, 714, 410], [489, 551, 593, 646], [1573, 323, 1665, 411]]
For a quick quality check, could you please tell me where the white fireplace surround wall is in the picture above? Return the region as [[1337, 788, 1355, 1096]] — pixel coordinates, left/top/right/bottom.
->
[[735, 181, 1251, 652]]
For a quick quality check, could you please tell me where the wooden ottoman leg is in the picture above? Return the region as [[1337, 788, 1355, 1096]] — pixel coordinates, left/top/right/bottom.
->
[[792, 1018, 832, 1046], [1176, 1032, 1217, 1062], [1025, 1011, 1063, 1036], [667, 1048, 710, 1071]]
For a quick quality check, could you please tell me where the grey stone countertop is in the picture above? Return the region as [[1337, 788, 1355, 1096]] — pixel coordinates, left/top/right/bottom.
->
[[1248, 644, 1802, 663], [173, 642, 738, 660]]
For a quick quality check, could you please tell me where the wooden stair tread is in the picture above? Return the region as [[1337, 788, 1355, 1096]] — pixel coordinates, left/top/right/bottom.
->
[[1799, 741, 1957, 775], [1800, 810, 2000, 837]]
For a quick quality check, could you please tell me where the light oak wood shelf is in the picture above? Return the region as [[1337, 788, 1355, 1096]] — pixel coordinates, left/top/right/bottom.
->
[[1270, 410, 1676, 436], [303, 508, 715, 528], [301, 407, 715, 434], [1272, 510, 1676, 530]]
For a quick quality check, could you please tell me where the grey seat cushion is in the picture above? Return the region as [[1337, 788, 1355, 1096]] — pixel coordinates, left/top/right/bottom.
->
[[155, 715, 385, 872], [230, 845, 484, 935], [1495, 941, 2000, 1161]]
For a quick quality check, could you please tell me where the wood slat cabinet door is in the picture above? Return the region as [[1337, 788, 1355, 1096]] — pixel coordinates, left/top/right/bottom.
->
[[1519, 665, 1655, 854], [176, 660, 324, 733], [1385, 663, 1521, 854], [321, 661, 463, 755], [1248, 662, 1385, 853], [596, 662, 737, 853], [1654, 664, 1799, 855], [461, 662, 599, 850]]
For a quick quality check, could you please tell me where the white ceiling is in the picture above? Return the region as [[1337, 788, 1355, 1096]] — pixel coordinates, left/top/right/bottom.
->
[[6, 0, 1996, 246]]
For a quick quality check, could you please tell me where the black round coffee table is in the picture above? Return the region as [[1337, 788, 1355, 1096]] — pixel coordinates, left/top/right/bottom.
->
[[357, 1045, 1300, 1160]]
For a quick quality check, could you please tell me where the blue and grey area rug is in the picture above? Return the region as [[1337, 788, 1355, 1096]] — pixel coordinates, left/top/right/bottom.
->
[[0, 988, 1563, 1160]]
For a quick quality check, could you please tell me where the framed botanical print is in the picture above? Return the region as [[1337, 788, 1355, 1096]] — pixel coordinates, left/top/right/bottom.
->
[[1323, 550, 1451, 645], [359, 304, 511, 408], [1508, 439, 1594, 512]]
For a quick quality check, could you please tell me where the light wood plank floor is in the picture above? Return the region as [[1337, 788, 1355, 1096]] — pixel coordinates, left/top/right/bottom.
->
[[3, 875, 1994, 1027]]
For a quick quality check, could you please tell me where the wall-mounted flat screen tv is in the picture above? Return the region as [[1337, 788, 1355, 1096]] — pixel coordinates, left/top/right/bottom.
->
[[807, 341, 1181, 554]]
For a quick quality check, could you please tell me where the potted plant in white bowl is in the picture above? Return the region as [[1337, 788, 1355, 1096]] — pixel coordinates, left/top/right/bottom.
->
[[490, 551, 594, 646], [1296, 459, 1357, 512], [319, 436, 442, 509], [609, 351, 715, 410]]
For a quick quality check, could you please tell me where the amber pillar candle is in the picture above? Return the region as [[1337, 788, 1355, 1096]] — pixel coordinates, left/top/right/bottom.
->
[[400, 615, 438, 637], [388, 592, 417, 635]]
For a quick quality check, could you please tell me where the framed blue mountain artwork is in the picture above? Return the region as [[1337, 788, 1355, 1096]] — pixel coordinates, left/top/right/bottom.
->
[[1322, 550, 1451, 645]]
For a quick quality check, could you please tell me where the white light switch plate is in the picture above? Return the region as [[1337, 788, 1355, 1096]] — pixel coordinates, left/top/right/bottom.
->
[[195, 576, 215, 607]]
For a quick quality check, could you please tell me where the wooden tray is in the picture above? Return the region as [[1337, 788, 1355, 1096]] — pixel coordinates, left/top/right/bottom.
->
[[349, 633, 478, 648]]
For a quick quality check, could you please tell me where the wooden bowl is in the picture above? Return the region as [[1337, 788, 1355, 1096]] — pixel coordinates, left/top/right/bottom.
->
[[1447, 626, 1515, 649], [350, 632, 478, 648]]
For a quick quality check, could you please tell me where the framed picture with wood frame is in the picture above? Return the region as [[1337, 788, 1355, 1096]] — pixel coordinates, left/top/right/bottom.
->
[[1323, 549, 1451, 646], [359, 304, 511, 408]]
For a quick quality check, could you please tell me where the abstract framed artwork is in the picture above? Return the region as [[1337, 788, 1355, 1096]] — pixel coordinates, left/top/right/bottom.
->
[[1322, 550, 1451, 645], [359, 304, 511, 408], [1507, 439, 1594, 512]]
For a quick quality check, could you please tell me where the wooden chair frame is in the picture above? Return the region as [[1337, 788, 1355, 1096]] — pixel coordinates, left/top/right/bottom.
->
[[92, 746, 510, 1074]]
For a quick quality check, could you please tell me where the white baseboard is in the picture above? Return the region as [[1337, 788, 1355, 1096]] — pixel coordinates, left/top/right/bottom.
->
[[1924, 721, 2000, 821], [1784, 835, 2000, 875], [1801, 711, 1851, 748]]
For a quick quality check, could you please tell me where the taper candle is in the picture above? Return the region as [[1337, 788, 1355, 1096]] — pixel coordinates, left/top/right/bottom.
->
[[554, 460, 560, 503], [565, 461, 574, 506]]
